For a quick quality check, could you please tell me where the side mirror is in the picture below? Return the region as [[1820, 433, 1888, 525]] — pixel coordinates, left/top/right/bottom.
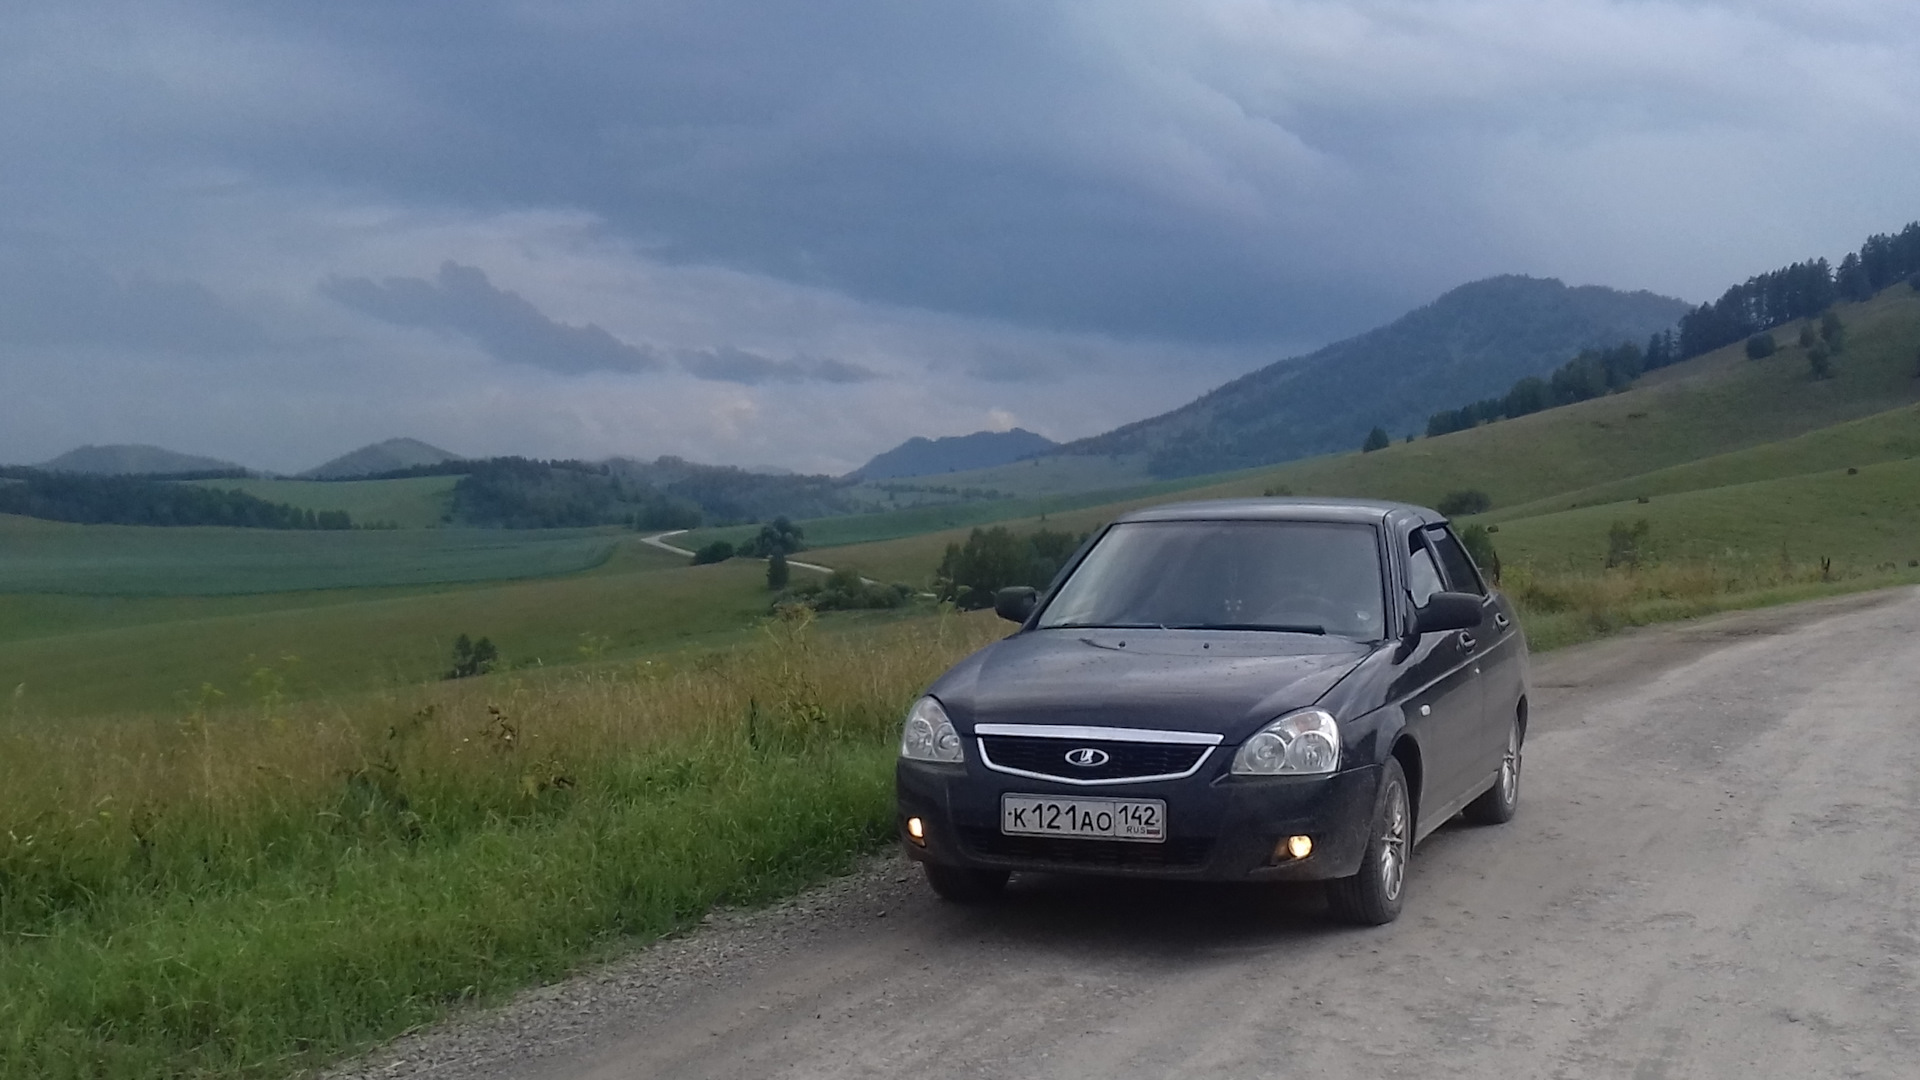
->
[[1414, 591, 1482, 635], [994, 586, 1038, 625]]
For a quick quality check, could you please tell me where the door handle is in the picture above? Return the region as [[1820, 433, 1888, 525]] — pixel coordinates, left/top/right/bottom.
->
[[1458, 631, 1477, 651], [1493, 613, 1510, 630]]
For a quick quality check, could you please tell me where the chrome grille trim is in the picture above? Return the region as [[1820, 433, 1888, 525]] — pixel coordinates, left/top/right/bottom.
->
[[976, 739, 1217, 787], [972, 723, 1223, 745]]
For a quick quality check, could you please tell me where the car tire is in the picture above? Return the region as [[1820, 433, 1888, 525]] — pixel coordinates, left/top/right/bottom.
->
[[921, 862, 1011, 903], [1326, 758, 1410, 926], [1462, 715, 1521, 826]]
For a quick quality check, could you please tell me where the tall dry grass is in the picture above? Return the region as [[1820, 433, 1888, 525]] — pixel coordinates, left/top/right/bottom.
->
[[0, 608, 1006, 1079], [1504, 554, 1911, 650]]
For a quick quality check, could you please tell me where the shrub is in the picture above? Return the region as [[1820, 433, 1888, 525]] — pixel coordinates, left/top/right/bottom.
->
[[1808, 345, 1834, 380], [1605, 519, 1652, 569], [1819, 310, 1845, 351], [1436, 489, 1492, 517], [690, 540, 735, 565], [1457, 523, 1502, 584], [445, 634, 498, 679], [767, 551, 790, 590], [1744, 333, 1775, 360], [1798, 323, 1817, 348], [1910, 271, 1920, 292], [777, 567, 914, 612]]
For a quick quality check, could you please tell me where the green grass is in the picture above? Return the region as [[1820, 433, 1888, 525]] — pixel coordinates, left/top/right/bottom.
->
[[0, 516, 627, 595], [1486, 401, 1920, 521], [1490, 456, 1920, 572], [0, 557, 775, 718], [0, 613, 1009, 1079], [184, 476, 459, 529]]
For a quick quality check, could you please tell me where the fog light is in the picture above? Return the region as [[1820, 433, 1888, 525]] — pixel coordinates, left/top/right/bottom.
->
[[1286, 834, 1313, 859], [906, 816, 926, 845]]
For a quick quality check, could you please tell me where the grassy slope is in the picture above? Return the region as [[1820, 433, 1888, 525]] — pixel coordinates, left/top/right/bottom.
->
[[1488, 402, 1920, 521], [809, 287, 1920, 585], [1492, 456, 1920, 571], [0, 557, 774, 719], [185, 476, 459, 528]]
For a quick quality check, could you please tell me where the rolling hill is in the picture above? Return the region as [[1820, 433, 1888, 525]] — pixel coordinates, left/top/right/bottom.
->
[[301, 437, 461, 479], [38, 443, 244, 476], [1063, 275, 1689, 477], [849, 428, 1058, 480]]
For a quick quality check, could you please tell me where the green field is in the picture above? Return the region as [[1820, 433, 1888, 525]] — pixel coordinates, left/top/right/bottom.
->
[[0, 555, 779, 719], [185, 476, 459, 529], [0, 515, 633, 595]]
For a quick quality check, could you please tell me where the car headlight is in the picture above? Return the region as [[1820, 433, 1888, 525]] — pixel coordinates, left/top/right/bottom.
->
[[899, 696, 964, 763], [1231, 708, 1341, 776]]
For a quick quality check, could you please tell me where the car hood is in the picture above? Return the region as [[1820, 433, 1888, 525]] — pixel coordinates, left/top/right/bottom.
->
[[929, 628, 1376, 742]]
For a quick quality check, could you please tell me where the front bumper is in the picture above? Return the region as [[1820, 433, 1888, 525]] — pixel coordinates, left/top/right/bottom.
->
[[897, 757, 1381, 881]]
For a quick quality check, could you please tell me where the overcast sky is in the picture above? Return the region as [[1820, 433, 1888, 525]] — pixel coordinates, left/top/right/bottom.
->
[[3, 1, 1915, 474]]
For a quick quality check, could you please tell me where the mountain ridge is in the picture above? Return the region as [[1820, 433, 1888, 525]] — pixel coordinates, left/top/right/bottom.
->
[[1063, 275, 1690, 476], [301, 438, 461, 480], [38, 444, 246, 476], [849, 428, 1059, 480]]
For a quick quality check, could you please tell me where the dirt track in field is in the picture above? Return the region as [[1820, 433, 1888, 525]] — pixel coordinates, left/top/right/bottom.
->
[[339, 587, 1920, 1080]]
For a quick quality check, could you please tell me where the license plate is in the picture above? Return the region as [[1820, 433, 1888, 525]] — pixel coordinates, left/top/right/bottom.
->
[[1000, 794, 1165, 843]]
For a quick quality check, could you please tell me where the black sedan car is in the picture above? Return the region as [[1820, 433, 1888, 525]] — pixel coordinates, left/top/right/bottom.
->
[[896, 498, 1528, 924]]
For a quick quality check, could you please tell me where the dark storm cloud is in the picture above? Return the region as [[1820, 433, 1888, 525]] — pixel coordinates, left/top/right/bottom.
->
[[0, 251, 266, 354], [321, 262, 663, 375], [677, 347, 878, 386]]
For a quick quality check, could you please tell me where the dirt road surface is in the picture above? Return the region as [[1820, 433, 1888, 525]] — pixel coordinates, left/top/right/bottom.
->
[[341, 588, 1920, 1080]]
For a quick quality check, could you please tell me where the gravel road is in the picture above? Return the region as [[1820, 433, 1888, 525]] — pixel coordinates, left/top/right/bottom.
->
[[339, 587, 1920, 1080]]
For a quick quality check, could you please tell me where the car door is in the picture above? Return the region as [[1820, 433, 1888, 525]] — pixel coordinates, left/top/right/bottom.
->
[[1425, 524, 1510, 793], [1393, 529, 1485, 835]]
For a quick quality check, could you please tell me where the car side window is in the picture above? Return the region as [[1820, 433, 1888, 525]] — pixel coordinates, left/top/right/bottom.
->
[[1407, 536, 1444, 607], [1426, 526, 1486, 597]]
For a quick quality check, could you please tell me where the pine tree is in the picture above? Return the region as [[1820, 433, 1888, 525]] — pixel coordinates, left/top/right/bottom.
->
[[767, 550, 791, 590], [1361, 426, 1390, 453]]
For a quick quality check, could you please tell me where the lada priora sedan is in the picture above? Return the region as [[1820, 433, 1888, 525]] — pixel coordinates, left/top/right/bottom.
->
[[896, 498, 1528, 924]]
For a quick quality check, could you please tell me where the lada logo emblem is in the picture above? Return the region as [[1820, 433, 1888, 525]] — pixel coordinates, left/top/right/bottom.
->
[[1064, 747, 1110, 767]]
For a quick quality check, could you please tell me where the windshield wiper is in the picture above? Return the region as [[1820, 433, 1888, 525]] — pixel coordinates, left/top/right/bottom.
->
[[1045, 621, 1169, 630], [1167, 623, 1327, 635]]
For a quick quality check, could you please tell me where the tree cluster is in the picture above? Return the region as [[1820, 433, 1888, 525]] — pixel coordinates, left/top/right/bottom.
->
[[0, 472, 350, 529], [446, 457, 701, 530], [1675, 222, 1920, 362], [690, 540, 736, 565], [445, 634, 499, 679], [933, 526, 1085, 610], [1426, 341, 1649, 437], [738, 517, 806, 557]]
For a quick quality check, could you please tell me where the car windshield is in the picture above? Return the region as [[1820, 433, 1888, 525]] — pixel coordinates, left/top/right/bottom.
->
[[1037, 520, 1386, 639]]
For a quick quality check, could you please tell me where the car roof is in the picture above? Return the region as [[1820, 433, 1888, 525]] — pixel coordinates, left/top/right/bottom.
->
[[1113, 497, 1443, 528]]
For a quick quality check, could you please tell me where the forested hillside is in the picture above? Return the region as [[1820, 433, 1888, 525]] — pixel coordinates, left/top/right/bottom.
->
[[0, 471, 350, 528], [849, 428, 1058, 480], [1062, 276, 1687, 477]]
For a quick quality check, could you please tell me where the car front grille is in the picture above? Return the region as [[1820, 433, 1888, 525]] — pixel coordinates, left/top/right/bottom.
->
[[959, 828, 1213, 869], [978, 735, 1211, 783]]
